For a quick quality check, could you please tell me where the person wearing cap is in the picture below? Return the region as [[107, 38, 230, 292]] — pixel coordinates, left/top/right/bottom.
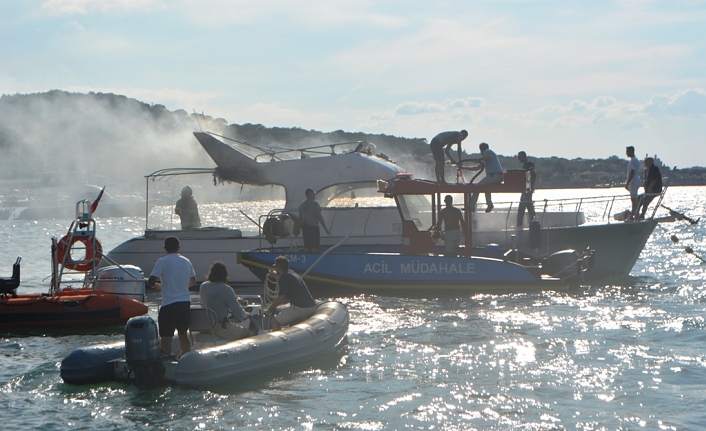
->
[[266, 256, 317, 331], [175, 185, 201, 229], [436, 195, 465, 257], [298, 188, 330, 253], [516, 151, 536, 227], [147, 236, 196, 357], [430, 130, 469, 184], [469, 142, 503, 213], [625, 146, 642, 220]]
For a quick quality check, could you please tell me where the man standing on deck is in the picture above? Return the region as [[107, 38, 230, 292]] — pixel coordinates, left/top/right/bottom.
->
[[637, 157, 663, 220], [147, 236, 196, 357], [516, 151, 536, 227], [175, 186, 201, 229], [468, 142, 503, 213], [436, 195, 466, 257], [625, 146, 642, 220], [430, 130, 468, 184], [298, 188, 331, 253]]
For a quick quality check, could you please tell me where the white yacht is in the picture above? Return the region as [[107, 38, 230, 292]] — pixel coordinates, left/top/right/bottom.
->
[[103, 132, 661, 284]]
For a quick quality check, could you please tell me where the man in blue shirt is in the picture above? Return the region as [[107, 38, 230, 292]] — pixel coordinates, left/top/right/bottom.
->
[[266, 256, 317, 331], [469, 142, 503, 212]]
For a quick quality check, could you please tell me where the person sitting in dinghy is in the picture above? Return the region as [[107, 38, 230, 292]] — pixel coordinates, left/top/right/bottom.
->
[[266, 256, 317, 332], [199, 261, 254, 341]]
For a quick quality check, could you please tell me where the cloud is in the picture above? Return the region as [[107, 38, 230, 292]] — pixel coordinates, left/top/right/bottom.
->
[[41, 0, 155, 15], [393, 97, 485, 116], [169, 0, 406, 29], [643, 88, 706, 116], [520, 88, 706, 133]]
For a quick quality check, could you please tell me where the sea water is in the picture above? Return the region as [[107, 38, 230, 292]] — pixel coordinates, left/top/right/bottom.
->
[[1, 186, 705, 430]]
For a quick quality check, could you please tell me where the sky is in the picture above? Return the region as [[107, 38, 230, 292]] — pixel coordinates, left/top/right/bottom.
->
[[1, 0, 705, 167]]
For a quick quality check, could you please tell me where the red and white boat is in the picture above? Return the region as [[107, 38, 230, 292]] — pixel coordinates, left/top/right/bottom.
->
[[0, 197, 148, 330]]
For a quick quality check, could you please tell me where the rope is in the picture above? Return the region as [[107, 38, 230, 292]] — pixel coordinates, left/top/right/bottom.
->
[[263, 271, 279, 309]]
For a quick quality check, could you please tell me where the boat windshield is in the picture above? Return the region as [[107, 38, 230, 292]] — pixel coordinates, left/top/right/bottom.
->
[[396, 194, 433, 230], [317, 181, 394, 208]]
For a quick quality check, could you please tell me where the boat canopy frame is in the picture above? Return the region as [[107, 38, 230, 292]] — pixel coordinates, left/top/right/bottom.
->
[[380, 171, 529, 256], [144, 167, 216, 231]]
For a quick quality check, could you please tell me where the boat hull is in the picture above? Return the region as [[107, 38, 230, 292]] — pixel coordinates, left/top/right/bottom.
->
[[104, 218, 656, 285], [238, 251, 573, 295], [60, 301, 349, 389], [474, 220, 658, 280], [15, 201, 146, 220], [0, 289, 148, 329]]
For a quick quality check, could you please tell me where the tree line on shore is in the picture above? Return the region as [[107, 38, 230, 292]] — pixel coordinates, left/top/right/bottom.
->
[[1, 90, 704, 190]]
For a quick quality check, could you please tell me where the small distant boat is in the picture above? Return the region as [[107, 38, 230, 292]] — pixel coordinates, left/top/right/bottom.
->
[[12, 185, 147, 220], [0, 207, 13, 220], [60, 300, 349, 389], [0, 198, 148, 330]]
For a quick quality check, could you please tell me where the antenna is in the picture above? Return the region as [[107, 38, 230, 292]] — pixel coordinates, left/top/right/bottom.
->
[[193, 109, 203, 132]]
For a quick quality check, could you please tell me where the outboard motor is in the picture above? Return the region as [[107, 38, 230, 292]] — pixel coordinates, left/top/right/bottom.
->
[[94, 265, 146, 302], [125, 316, 164, 388], [529, 219, 542, 251], [543, 249, 581, 279]]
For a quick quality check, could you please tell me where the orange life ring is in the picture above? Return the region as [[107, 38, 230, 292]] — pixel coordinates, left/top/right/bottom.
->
[[57, 234, 103, 272]]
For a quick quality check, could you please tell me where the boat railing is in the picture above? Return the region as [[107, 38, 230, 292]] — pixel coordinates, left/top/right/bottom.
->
[[208, 132, 389, 163], [465, 192, 641, 231]]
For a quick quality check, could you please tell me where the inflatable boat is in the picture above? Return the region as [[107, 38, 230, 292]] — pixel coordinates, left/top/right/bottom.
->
[[60, 300, 349, 389], [0, 262, 148, 330], [0, 198, 148, 330]]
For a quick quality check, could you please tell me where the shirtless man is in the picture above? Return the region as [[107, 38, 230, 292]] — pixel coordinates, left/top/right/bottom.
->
[[429, 130, 468, 184]]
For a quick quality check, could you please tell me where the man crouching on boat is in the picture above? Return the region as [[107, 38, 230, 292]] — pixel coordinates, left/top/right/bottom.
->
[[266, 256, 317, 331]]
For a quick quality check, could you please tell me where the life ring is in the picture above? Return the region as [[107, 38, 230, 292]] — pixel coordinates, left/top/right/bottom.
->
[[57, 234, 103, 272], [263, 218, 288, 245], [289, 214, 302, 237]]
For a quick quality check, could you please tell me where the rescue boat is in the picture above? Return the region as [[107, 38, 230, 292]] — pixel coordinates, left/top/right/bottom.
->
[[0, 197, 148, 330]]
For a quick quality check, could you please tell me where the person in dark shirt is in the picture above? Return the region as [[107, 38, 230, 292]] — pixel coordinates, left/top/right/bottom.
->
[[298, 188, 330, 252], [266, 256, 317, 331], [516, 151, 536, 227], [429, 130, 468, 184], [637, 157, 663, 220], [436, 195, 465, 257], [175, 186, 201, 229]]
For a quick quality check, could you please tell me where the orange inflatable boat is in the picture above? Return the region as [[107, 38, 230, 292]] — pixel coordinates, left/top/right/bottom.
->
[[0, 287, 148, 329], [0, 198, 148, 330]]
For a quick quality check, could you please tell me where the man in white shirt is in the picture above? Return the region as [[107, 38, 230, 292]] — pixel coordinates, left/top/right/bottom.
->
[[625, 146, 642, 220], [147, 236, 196, 357]]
